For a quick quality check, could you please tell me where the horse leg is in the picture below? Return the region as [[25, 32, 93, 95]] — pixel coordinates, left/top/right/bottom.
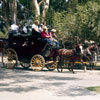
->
[[84, 64, 87, 72], [81, 59, 87, 72], [89, 61, 94, 70], [70, 62, 75, 73], [90, 56, 94, 70], [57, 57, 63, 72], [67, 63, 71, 72], [85, 55, 94, 70]]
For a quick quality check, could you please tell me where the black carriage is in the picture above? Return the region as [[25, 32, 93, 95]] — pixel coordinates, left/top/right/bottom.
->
[[2, 31, 58, 71]]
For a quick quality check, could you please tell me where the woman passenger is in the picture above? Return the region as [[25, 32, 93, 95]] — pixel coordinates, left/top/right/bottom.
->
[[41, 26, 53, 45]]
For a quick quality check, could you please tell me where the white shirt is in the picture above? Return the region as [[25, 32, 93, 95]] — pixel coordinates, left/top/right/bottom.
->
[[10, 24, 19, 31], [32, 24, 39, 32], [39, 26, 43, 32], [23, 26, 27, 33]]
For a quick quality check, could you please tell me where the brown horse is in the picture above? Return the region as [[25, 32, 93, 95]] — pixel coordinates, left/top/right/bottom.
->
[[82, 43, 99, 70], [53, 44, 85, 73]]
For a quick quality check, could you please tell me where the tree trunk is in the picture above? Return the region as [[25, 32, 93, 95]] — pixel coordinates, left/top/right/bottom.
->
[[3, 0, 10, 30], [33, 0, 50, 21], [33, 0, 40, 18], [9, 0, 17, 24], [42, 0, 50, 22]]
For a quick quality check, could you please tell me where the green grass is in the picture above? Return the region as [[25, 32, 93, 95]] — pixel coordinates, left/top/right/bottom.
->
[[87, 86, 100, 93]]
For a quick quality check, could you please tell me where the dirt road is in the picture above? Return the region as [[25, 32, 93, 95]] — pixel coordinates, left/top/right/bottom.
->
[[0, 55, 100, 100]]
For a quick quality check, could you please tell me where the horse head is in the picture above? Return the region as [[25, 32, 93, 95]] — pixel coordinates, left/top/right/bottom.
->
[[74, 43, 84, 55], [88, 44, 99, 55]]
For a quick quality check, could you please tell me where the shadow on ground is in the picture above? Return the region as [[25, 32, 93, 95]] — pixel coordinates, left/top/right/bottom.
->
[[0, 63, 97, 97]]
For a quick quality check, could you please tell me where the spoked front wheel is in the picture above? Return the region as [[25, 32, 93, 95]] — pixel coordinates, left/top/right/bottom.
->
[[30, 54, 45, 71], [2, 48, 18, 69]]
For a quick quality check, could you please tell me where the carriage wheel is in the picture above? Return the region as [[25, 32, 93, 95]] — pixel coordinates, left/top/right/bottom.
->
[[46, 61, 58, 71], [2, 48, 18, 69], [30, 54, 45, 71]]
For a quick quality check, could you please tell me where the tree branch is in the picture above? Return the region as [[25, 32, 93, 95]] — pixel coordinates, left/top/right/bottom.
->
[[39, 0, 46, 6]]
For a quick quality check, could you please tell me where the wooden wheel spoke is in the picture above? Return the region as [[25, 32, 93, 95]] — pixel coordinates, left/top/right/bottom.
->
[[2, 48, 18, 69], [30, 54, 45, 71]]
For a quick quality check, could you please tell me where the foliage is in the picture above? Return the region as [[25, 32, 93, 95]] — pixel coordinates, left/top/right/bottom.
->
[[0, 27, 8, 39], [0, 0, 100, 47], [51, 0, 100, 46], [50, 0, 67, 11], [87, 86, 100, 93]]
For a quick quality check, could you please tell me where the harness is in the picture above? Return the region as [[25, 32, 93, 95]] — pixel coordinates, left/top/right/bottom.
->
[[86, 48, 92, 56], [74, 49, 81, 56], [86, 48, 94, 61]]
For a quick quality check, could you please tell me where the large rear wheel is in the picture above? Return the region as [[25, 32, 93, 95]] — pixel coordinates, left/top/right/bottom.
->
[[2, 48, 18, 69], [30, 54, 45, 71]]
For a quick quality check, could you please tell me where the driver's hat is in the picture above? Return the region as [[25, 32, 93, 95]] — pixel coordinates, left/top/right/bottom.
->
[[51, 29, 56, 32]]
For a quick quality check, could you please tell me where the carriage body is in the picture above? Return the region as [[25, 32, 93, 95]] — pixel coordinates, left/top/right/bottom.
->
[[8, 34, 45, 58], [2, 33, 57, 71]]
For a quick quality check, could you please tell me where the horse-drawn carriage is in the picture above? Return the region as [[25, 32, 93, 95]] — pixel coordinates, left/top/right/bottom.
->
[[1, 27, 99, 72], [1, 32, 58, 71]]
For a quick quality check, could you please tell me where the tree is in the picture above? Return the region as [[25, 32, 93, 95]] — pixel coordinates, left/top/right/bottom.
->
[[51, 0, 100, 45], [9, 0, 17, 24], [32, 0, 50, 21], [0, 0, 17, 30]]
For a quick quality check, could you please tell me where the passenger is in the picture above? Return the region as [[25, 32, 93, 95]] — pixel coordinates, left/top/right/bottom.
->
[[22, 25, 27, 34], [10, 23, 19, 34], [32, 20, 39, 32], [50, 29, 59, 47], [42, 22, 47, 28], [39, 24, 43, 32], [41, 26, 53, 57], [32, 20, 41, 39], [41, 26, 53, 45], [51, 29, 56, 38], [39, 22, 47, 32]]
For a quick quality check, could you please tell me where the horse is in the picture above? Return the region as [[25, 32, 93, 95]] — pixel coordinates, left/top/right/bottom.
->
[[53, 43, 85, 73], [82, 43, 99, 70]]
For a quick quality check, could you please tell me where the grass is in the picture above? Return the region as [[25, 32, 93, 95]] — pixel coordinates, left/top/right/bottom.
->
[[87, 86, 100, 93]]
